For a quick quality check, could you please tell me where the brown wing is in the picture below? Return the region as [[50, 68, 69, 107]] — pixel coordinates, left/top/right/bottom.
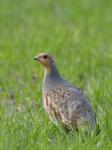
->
[[44, 87, 94, 129]]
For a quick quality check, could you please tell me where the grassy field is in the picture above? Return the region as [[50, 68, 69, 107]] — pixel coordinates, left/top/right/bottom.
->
[[0, 0, 112, 149]]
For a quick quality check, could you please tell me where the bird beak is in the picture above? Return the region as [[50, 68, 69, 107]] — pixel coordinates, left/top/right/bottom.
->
[[33, 56, 40, 61]]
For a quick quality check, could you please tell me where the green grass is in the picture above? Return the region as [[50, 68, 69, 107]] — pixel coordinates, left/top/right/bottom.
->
[[0, 0, 112, 149]]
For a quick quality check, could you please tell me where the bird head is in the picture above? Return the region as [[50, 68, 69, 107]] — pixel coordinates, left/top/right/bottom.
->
[[33, 53, 54, 69]]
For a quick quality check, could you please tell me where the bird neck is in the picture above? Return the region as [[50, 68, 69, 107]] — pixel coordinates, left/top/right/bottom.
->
[[43, 64, 65, 93], [44, 64, 61, 82]]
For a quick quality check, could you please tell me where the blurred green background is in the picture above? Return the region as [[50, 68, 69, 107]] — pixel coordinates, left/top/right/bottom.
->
[[0, 0, 112, 149]]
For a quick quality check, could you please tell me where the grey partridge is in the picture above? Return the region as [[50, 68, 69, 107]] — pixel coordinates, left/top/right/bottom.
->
[[33, 53, 94, 130]]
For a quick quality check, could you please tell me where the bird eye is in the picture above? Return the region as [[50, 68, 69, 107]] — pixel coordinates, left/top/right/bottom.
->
[[43, 55, 48, 59]]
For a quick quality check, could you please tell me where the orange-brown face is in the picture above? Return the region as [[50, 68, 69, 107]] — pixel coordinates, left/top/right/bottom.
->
[[33, 53, 54, 69]]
